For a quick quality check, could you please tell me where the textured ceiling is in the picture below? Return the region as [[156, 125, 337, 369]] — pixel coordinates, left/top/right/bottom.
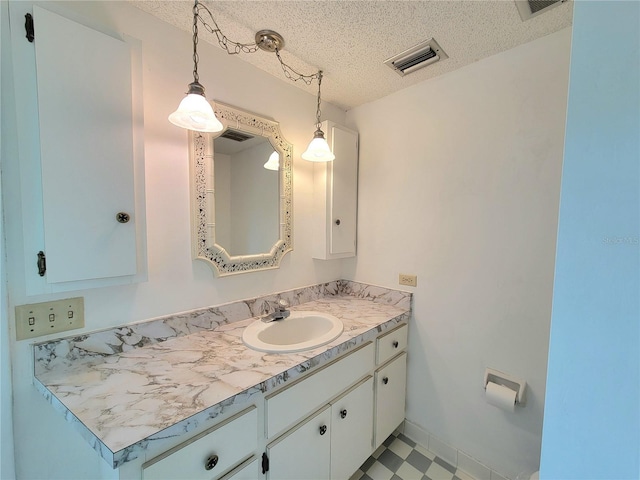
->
[[131, 0, 573, 111]]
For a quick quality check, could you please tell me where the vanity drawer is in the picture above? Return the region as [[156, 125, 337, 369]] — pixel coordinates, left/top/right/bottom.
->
[[142, 407, 257, 480], [266, 342, 374, 438], [376, 324, 408, 365]]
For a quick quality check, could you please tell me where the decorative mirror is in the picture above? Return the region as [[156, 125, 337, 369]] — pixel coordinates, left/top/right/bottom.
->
[[190, 102, 293, 276]]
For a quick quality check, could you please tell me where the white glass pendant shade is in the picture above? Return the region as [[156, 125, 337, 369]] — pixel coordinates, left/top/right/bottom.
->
[[264, 151, 280, 171], [169, 82, 223, 133], [302, 128, 335, 162]]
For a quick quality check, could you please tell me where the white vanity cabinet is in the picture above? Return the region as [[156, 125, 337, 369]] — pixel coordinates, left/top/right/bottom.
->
[[313, 121, 359, 260], [118, 323, 407, 480]]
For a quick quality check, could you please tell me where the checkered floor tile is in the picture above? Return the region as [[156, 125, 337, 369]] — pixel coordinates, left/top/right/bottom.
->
[[350, 432, 476, 480]]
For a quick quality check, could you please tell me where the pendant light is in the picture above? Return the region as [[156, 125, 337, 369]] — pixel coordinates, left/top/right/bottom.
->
[[264, 151, 280, 171], [168, 0, 223, 133], [302, 71, 335, 162]]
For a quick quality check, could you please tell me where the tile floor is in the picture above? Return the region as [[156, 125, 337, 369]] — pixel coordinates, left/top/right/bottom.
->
[[351, 432, 476, 480]]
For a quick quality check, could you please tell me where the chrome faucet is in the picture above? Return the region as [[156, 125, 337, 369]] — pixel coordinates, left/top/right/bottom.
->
[[261, 299, 290, 323]]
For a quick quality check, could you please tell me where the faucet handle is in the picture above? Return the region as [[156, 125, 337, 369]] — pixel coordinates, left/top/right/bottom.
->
[[277, 299, 289, 310]]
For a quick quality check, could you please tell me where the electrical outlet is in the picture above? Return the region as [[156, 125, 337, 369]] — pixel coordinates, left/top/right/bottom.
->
[[399, 274, 418, 287], [15, 297, 84, 340]]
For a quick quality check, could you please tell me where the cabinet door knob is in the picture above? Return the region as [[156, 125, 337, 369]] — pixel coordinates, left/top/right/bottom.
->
[[393, 341, 399, 348], [319, 425, 327, 435], [382, 377, 389, 385], [116, 212, 131, 224], [335, 219, 341, 226], [204, 454, 219, 470], [340, 409, 348, 419]]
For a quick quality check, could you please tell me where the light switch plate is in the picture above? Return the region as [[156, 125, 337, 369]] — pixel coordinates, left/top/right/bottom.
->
[[399, 274, 418, 287], [15, 297, 84, 340]]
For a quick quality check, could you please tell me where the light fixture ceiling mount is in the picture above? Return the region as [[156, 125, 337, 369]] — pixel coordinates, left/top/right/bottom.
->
[[255, 30, 285, 53]]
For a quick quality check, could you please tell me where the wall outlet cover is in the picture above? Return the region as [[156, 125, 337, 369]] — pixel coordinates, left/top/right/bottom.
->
[[399, 274, 417, 287]]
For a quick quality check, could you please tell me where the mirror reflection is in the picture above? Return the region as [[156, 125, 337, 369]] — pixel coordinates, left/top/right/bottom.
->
[[190, 101, 292, 277], [214, 129, 280, 256]]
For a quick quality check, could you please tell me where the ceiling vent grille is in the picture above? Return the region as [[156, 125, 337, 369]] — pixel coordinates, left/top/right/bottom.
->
[[515, 0, 566, 21], [384, 38, 448, 77], [220, 129, 253, 142]]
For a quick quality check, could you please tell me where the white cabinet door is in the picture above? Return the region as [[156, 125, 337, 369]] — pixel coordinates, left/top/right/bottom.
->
[[313, 121, 358, 260], [330, 377, 374, 480], [374, 353, 407, 448], [33, 6, 137, 283], [267, 406, 331, 480]]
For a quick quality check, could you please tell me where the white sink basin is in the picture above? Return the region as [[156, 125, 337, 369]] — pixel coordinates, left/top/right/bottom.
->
[[242, 311, 344, 353]]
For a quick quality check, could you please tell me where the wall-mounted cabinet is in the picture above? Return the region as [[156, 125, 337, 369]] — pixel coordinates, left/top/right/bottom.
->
[[312, 121, 359, 260], [6, 2, 146, 295]]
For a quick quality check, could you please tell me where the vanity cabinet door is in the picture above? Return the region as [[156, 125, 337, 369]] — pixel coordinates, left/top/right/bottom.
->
[[313, 121, 358, 260], [374, 353, 407, 448], [267, 406, 331, 480], [330, 377, 374, 480]]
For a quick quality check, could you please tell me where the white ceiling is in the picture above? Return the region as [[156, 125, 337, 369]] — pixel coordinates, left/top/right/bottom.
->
[[131, 0, 573, 111]]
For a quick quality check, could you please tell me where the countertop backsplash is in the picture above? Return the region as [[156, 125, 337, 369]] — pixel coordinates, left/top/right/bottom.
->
[[34, 280, 410, 375]]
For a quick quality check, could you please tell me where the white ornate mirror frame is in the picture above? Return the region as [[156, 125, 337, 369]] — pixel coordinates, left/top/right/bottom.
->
[[189, 102, 293, 276]]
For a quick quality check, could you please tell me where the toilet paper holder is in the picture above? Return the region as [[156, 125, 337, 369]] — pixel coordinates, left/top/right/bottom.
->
[[484, 368, 527, 406]]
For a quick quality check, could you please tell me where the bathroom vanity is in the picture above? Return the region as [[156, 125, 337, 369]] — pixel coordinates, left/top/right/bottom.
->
[[33, 281, 411, 479]]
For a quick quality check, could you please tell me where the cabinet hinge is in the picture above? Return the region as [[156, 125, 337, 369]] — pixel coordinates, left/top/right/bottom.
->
[[261, 452, 269, 474], [25, 13, 34, 43], [37, 251, 46, 276]]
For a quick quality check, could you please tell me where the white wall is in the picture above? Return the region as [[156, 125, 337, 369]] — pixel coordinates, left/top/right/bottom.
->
[[346, 28, 571, 478], [1, 2, 345, 478], [0, 2, 16, 477], [540, 2, 639, 478]]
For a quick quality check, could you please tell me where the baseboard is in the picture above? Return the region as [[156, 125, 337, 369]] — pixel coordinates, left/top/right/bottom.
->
[[402, 420, 510, 480]]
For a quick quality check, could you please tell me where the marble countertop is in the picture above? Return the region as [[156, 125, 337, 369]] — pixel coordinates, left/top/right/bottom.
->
[[33, 281, 411, 469]]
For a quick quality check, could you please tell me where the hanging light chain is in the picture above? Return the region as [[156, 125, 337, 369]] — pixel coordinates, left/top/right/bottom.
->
[[192, 0, 200, 84], [196, 2, 260, 55], [195, 1, 321, 86], [275, 49, 320, 86], [315, 71, 323, 129]]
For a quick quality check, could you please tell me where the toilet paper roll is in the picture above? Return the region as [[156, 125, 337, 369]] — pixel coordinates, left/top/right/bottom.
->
[[486, 381, 516, 412]]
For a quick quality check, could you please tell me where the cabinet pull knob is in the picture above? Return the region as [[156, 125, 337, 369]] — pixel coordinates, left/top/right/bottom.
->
[[393, 341, 399, 348], [319, 425, 327, 435], [335, 219, 341, 226], [116, 212, 131, 224], [340, 409, 348, 419], [382, 377, 389, 385], [204, 454, 219, 470]]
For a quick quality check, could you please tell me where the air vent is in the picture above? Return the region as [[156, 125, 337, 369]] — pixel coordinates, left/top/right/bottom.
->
[[220, 129, 254, 142], [515, 0, 566, 21], [384, 38, 448, 77]]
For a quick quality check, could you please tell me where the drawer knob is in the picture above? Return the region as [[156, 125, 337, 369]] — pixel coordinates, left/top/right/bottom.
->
[[393, 340, 399, 348], [319, 425, 327, 435], [204, 454, 219, 470], [340, 409, 348, 419], [335, 219, 341, 226], [382, 376, 389, 385]]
